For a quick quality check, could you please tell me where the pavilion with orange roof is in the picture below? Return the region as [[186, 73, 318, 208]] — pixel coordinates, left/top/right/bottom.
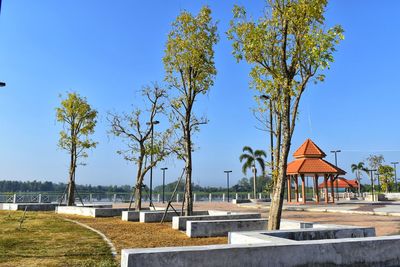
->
[[286, 139, 346, 204]]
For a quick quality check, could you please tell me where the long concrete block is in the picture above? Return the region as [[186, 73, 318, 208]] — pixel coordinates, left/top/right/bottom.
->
[[1, 203, 58, 211], [140, 210, 209, 223], [187, 218, 268, 237], [229, 227, 376, 244], [173, 213, 261, 230], [121, 235, 400, 267], [56, 206, 128, 217]]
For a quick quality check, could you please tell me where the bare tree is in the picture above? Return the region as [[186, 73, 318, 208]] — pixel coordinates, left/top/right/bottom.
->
[[109, 85, 172, 210]]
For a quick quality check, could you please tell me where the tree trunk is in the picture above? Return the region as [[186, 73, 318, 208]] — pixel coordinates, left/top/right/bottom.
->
[[184, 130, 193, 216], [183, 112, 193, 216], [134, 154, 144, 210], [67, 179, 75, 206], [253, 167, 257, 199], [268, 93, 291, 230], [67, 146, 76, 206], [134, 185, 142, 210]]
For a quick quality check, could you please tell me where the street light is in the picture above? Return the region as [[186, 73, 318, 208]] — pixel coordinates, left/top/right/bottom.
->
[[161, 167, 168, 203], [391, 162, 399, 192], [224, 170, 232, 202], [330, 150, 341, 201], [146, 120, 160, 207], [0, 82, 5, 87], [260, 94, 274, 175], [365, 169, 377, 201]]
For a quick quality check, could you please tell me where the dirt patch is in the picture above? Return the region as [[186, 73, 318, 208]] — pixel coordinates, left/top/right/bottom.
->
[[60, 215, 227, 263]]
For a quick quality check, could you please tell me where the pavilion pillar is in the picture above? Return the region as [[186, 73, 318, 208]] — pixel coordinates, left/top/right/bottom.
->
[[301, 174, 306, 204], [287, 176, 292, 202], [324, 174, 329, 204], [314, 174, 320, 203], [330, 175, 335, 204], [294, 175, 299, 203]]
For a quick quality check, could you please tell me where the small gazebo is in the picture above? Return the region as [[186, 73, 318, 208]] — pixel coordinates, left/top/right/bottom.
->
[[318, 177, 359, 192], [286, 139, 346, 204]]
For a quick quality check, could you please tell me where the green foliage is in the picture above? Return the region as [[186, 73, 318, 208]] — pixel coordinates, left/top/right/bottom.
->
[[163, 6, 219, 156], [378, 165, 394, 193], [234, 176, 270, 193], [163, 6, 218, 98], [227, 0, 344, 112], [351, 162, 367, 193], [239, 146, 267, 175], [56, 92, 98, 161]]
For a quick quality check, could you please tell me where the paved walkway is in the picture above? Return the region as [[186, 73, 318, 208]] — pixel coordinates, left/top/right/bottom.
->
[[237, 200, 400, 216]]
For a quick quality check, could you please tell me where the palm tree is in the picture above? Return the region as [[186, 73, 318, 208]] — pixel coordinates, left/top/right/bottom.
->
[[239, 146, 267, 199], [351, 162, 368, 195]]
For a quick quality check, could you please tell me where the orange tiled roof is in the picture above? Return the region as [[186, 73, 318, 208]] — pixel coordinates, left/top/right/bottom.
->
[[293, 139, 326, 158], [287, 139, 346, 175], [287, 158, 346, 175], [318, 178, 359, 188]]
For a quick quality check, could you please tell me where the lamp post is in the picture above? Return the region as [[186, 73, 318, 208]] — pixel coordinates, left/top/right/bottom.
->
[[161, 167, 168, 203], [224, 170, 232, 202], [146, 120, 159, 207], [260, 94, 274, 176], [366, 169, 377, 201], [0, 82, 5, 87], [330, 150, 341, 200], [374, 172, 380, 192], [391, 162, 399, 192]]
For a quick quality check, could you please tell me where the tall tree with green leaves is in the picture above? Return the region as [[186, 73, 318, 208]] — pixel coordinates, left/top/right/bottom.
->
[[351, 162, 367, 194], [366, 154, 385, 188], [56, 92, 97, 206], [228, 0, 344, 229], [109, 85, 172, 210], [163, 6, 218, 215], [378, 165, 394, 193], [239, 146, 267, 198]]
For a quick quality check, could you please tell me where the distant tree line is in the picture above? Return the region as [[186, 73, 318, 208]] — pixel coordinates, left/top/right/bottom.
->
[[0, 177, 271, 194], [0, 180, 132, 193]]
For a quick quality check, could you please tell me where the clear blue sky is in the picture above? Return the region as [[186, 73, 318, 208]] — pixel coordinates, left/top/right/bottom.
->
[[0, 1, 399, 188]]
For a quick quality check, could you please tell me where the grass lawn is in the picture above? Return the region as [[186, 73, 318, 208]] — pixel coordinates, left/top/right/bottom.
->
[[0, 211, 116, 267], [1, 211, 227, 266]]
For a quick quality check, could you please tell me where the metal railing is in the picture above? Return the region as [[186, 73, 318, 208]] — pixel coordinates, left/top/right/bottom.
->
[[0, 191, 273, 204]]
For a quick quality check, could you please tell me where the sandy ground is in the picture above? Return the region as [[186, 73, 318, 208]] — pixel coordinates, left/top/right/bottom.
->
[[116, 202, 400, 236]]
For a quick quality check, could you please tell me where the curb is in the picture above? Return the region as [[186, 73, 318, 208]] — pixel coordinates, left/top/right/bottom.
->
[[61, 217, 117, 258]]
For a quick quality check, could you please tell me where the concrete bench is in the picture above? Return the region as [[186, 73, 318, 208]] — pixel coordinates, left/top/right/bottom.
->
[[173, 213, 262, 230], [140, 210, 209, 223], [186, 218, 268, 237], [1, 203, 58, 211], [121, 208, 153, 221], [122, 210, 141, 221], [121, 234, 400, 267], [56, 206, 128, 217]]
